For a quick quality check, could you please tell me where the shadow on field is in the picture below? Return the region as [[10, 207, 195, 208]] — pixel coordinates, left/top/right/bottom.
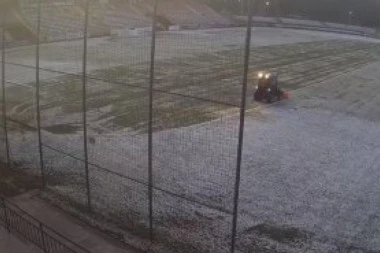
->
[[0, 162, 41, 197]]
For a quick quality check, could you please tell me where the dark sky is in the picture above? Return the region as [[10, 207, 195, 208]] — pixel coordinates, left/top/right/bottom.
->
[[278, 0, 380, 27], [208, 0, 380, 27]]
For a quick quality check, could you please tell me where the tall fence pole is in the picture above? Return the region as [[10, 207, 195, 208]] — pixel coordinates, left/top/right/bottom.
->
[[82, 0, 92, 211], [35, 0, 46, 189], [230, 1, 253, 253], [1, 197, 10, 232], [39, 223, 48, 253], [148, 0, 158, 241], [1, 9, 10, 168]]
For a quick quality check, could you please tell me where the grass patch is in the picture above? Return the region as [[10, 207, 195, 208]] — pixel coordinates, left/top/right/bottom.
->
[[0, 162, 41, 197], [9, 40, 380, 134], [43, 124, 80, 134]]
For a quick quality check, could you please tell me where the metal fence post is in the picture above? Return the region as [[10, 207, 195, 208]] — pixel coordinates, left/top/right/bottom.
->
[[35, 0, 46, 189], [39, 223, 48, 253], [1, 8, 10, 168], [1, 198, 10, 232], [230, 1, 253, 253], [148, 0, 158, 241], [82, 0, 92, 211]]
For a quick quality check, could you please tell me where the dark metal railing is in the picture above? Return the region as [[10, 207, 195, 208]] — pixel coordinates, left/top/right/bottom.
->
[[0, 196, 91, 253]]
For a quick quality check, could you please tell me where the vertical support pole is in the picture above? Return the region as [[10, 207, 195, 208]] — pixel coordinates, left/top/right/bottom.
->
[[230, 1, 253, 253], [36, 0, 46, 189], [1, 198, 10, 232], [82, 0, 92, 211], [39, 223, 48, 253], [1, 8, 10, 168], [148, 0, 158, 241]]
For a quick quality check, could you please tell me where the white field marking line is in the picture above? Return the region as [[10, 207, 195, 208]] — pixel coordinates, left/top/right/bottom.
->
[[6, 81, 34, 88]]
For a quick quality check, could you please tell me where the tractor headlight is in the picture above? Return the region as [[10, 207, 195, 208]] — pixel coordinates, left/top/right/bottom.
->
[[255, 85, 258, 89], [268, 88, 271, 92], [258, 72, 264, 79], [265, 73, 271, 79]]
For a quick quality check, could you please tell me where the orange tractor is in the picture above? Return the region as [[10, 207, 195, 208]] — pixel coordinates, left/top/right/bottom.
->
[[254, 72, 289, 103]]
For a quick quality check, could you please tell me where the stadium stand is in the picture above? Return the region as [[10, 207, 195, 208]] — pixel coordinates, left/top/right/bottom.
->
[[87, 1, 111, 37], [95, 0, 151, 30], [0, 3, 35, 47], [1, 0, 376, 45], [106, 0, 231, 29], [19, 0, 109, 42], [20, 0, 86, 41], [235, 15, 376, 37], [154, 0, 232, 27]]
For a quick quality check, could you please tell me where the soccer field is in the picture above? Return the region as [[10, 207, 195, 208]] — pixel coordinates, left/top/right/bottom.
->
[[2, 27, 380, 252]]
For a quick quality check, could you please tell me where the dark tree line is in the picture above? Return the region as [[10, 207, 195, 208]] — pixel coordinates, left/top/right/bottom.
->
[[206, 0, 380, 27]]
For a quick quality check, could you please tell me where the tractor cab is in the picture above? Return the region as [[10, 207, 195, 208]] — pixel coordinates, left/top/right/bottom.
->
[[254, 71, 284, 103]]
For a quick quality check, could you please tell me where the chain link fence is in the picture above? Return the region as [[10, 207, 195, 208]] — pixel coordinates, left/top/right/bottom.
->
[[0, 0, 253, 252]]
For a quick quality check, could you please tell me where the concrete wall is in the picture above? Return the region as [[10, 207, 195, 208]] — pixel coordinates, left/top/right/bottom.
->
[[237, 16, 377, 37]]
